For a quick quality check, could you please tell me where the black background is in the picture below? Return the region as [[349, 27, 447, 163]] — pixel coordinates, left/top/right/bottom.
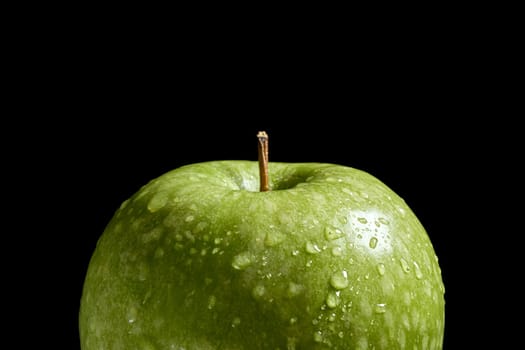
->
[[8, 13, 518, 349]]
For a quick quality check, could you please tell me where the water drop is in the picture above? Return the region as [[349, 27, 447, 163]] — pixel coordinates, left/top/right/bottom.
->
[[212, 247, 220, 254], [377, 263, 386, 276], [265, 231, 285, 247], [339, 215, 349, 225], [324, 226, 344, 241], [359, 191, 369, 199], [208, 295, 216, 309], [142, 228, 163, 244], [378, 217, 390, 225], [291, 249, 300, 256], [289, 317, 298, 325], [232, 252, 252, 270], [306, 260, 313, 267], [369, 237, 378, 249], [120, 198, 130, 210], [313, 331, 324, 343], [400, 258, 411, 273], [127, 306, 138, 323], [231, 317, 241, 327], [184, 231, 195, 242], [374, 303, 387, 313], [330, 270, 349, 290], [305, 242, 322, 254], [331, 246, 343, 256], [357, 217, 368, 224], [147, 192, 168, 212], [287, 336, 297, 350], [287, 282, 303, 298], [185, 215, 195, 222], [413, 261, 423, 279], [326, 291, 341, 308], [252, 284, 266, 299], [194, 221, 208, 232], [338, 331, 344, 338]]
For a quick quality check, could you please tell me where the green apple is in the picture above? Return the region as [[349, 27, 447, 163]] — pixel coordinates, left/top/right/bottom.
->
[[79, 158, 445, 349]]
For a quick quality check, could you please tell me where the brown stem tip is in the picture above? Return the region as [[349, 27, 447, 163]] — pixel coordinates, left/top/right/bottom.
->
[[257, 131, 269, 192]]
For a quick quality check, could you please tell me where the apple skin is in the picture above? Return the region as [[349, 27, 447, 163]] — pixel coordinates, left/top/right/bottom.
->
[[79, 161, 445, 349]]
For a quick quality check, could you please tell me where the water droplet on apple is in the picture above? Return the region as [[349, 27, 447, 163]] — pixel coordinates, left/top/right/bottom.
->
[[338, 331, 344, 338], [369, 237, 378, 249], [359, 191, 369, 199], [328, 312, 336, 322], [142, 227, 163, 243], [400, 258, 411, 273], [264, 231, 285, 247], [231, 317, 241, 327], [207, 295, 216, 309], [326, 290, 341, 308], [305, 241, 322, 254], [252, 284, 266, 300], [374, 303, 387, 313], [185, 215, 195, 222], [313, 331, 324, 343], [127, 306, 138, 323], [287, 282, 303, 298], [291, 249, 300, 256], [194, 221, 208, 233], [184, 231, 195, 242], [331, 246, 343, 256], [287, 336, 297, 350], [377, 263, 386, 276], [306, 259, 313, 267], [147, 192, 168, 212], [378, 217, 390, 225], [231, 252, 252, 270], [357, 217, 368, 224], [356, 337, 368, 350], [120, 198, 130, 210], [330, 270, 349, 290], [324, 226, 344, 241], [413, 261, 423, 279]]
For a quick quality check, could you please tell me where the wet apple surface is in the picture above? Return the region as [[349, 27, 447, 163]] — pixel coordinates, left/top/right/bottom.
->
[[79, 160, 445, 349]]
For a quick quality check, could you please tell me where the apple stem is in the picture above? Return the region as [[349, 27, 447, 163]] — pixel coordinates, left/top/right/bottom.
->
[[257, 131, 270, 192]]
